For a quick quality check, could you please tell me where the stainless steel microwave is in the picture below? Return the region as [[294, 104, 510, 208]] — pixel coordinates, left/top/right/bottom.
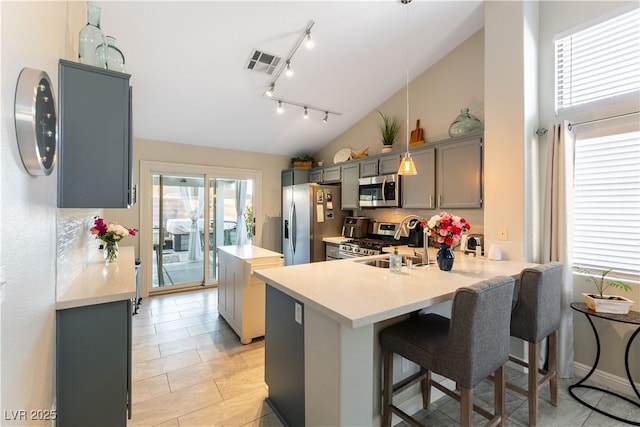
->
[[358, 174, 400, 208]]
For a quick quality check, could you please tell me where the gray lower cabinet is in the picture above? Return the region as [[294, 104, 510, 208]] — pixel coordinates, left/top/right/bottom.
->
[[341, 162, 360, 209], [265, 285, 304, 426], [56, 300, 131, 427], [57, 59, 133, 208], [437, 136, 483, 208], [402, 147, 436, 209]]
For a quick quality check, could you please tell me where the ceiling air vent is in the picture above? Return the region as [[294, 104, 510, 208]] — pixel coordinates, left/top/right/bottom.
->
[[245, 49, 281, 75]]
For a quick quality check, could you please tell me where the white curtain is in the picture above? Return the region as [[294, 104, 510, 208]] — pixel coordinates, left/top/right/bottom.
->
[[235, 180, 248, 245], [540, 121, 575, 378], [180, 186, 205, 261]]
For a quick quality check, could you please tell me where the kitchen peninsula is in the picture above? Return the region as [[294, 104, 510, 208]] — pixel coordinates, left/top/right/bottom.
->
[[254, 253, 537, 426]]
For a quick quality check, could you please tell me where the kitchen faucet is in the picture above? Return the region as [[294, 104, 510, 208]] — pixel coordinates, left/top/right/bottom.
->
[[394, 215, 430, 266]]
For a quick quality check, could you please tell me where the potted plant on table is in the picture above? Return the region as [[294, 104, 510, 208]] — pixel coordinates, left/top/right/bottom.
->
[[377, 110, 400, 153], [575, 266, 634, 314]]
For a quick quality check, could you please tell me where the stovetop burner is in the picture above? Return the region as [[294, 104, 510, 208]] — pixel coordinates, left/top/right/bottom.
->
[[346, 237, 402, 251]]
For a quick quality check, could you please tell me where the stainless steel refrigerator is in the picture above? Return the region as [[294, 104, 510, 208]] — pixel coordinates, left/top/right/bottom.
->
[[282, 183, 347, 265]]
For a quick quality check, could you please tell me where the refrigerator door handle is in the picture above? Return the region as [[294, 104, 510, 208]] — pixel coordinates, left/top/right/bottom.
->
[[284, 219, 289, 239], [291, 202, 297, 254]]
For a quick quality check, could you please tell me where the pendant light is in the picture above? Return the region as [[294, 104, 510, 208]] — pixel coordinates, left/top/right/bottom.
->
[[398, 0, 417, 176]]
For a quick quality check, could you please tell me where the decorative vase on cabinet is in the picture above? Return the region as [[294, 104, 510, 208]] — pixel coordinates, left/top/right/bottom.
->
[[78, 2, 106, 68], [448, 108, 483, 137], [96, 36, 126, 72], [103, 242, 119, 264], [436, 244, 454, 271]]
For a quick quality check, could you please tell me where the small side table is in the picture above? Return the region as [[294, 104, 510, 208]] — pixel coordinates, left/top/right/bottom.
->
[[569, 302, 640, 425]]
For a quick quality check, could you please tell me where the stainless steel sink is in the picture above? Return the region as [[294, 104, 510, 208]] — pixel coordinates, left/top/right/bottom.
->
[[357, 254, 433, 268]]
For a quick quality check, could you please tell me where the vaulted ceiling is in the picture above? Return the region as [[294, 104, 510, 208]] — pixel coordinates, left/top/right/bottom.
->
[[96, 1, 483, 156]]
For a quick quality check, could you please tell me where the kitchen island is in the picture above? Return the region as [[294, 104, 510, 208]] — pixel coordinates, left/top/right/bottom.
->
[[254, 253, 537, 426]]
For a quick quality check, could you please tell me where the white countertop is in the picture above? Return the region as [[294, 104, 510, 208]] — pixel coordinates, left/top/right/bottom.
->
[[56, 246, 136, 310], [217, 245, 282, 260], [322, 236, 349, 244], [254, 254, 536, 329]]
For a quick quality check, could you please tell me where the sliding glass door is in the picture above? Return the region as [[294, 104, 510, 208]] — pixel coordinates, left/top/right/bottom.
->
[[142, 161, 259, 295]]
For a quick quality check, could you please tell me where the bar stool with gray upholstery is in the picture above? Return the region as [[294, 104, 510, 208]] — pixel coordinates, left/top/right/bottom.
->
[[508, 262, 563, 426], [379, 276, 516, 427]]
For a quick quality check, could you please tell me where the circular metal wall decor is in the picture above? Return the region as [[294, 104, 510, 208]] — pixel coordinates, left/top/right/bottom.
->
[[14, 67, 57, 176]]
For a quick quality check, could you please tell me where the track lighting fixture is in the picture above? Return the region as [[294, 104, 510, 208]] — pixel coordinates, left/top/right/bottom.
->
[[271, 98, 341, 122], [265, 82, 275, 97], [263, 20, 314, 98], [397, 0, 417, 176]]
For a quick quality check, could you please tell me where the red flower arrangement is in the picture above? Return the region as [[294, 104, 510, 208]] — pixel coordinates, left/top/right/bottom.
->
[[425, 211, 471, 246]]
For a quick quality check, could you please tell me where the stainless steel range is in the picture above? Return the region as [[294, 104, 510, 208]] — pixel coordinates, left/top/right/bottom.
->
[[338, 222, 402, 259]]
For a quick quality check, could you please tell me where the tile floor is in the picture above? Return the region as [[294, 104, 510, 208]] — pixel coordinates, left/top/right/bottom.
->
[[131, 288, 640, 426]]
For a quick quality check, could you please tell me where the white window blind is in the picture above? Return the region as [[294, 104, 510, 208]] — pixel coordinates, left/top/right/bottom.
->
[[572, 129, 640, 276], [555, 8, 640, 114]]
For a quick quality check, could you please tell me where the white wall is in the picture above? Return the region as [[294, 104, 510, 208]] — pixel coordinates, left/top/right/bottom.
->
[[0, 1, 84, 422]]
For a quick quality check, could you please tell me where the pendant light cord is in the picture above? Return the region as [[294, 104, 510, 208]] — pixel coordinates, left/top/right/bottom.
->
[[405, 0, 410, 153]]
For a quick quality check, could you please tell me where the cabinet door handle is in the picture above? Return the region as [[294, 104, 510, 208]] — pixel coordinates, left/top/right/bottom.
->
[[438, 195, 442, 206], [430, 195, 433, 208]]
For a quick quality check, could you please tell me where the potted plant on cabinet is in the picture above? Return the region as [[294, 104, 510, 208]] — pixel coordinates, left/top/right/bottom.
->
[[575, 266, 634, 314], [290, 155, 314, 169], [377, 110, 400, 153]]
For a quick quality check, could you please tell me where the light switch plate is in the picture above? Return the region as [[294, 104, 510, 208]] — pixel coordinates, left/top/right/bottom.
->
[[294, 302, 303, 325]]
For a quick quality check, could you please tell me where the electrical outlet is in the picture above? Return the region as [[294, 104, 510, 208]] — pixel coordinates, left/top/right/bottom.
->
[[401, 356, 410, 373], [294, 302, 302, 325], [498, 227, 508, 241]]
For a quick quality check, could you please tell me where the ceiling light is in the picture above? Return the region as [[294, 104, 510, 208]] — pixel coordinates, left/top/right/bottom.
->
[[265, 82, 275, 97], [305, 29, 314, 49], [397, 0, 417, 176], [285, 60, 293, 77], [271, 98, 341, 122]]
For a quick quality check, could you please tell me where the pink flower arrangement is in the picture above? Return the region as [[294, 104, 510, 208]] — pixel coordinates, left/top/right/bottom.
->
[[90, 216, 137, 245], [425, 211, 470, 246]]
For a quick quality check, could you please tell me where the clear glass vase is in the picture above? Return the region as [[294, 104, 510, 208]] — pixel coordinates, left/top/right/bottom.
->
[[78, 2, 106, 68], [96, 36, 126, 72], [103, 241, 119, 264], [448, 108, 483, 137]]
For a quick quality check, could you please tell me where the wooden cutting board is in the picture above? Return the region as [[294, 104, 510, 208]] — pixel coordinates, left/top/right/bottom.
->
[[410, 120, 423, 144]]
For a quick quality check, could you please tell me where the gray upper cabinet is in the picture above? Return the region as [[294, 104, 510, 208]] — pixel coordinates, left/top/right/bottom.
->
[[359, 158, 379, 178], [58, 60, 132, 208], [437, 136, 483, 208], [310, 165, 341, 184], [341, 162, 360, 210], [322, 166, 341, 183], [359, 154, 400, 178], [282, 169, 309, 186], [378, 154, 401, 175], [309, 169, 323, 183], [402, 147, 436, 209]]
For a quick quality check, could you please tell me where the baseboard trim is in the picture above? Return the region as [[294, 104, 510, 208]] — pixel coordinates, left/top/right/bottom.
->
[[573, 361, 640, 397]]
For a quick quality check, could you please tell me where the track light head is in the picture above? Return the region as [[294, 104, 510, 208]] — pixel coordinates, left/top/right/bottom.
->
[[285, 60, 294, 77], [305, 30, 314, 49], [322, 112, 329, 123], [265, 82, 275, 97], [277, 101, 284, 114], [303, 107, 309, 119]]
